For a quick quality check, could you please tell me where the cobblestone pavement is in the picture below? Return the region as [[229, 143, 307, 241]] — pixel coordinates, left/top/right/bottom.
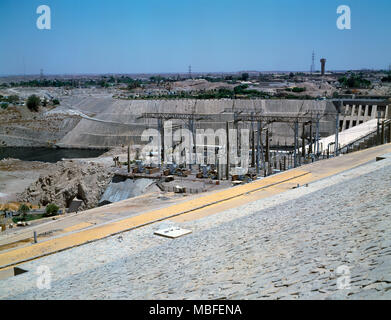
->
[[1, 157, 391, 300]]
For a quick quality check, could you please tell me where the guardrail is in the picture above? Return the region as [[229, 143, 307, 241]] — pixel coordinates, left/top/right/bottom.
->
[[338, 119, 391, 154]]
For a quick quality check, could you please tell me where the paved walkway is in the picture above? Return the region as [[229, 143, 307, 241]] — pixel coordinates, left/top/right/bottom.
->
[[1, 144, 390, 270], [0, 149, 390, 299]]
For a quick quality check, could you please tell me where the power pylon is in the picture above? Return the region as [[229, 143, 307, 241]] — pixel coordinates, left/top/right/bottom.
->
[[310, 50, 316, 74]]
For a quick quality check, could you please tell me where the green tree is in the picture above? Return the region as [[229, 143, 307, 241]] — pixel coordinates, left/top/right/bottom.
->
[[18, 204, 30, 221], [339, 74, 371, 89], [234, 84, 249, 94], [381, 75, 391, 82], [240, 73, 249, 81], [26, 95, 41, 112], [292, 87, 306, 93], [45, 203, 59, 217]]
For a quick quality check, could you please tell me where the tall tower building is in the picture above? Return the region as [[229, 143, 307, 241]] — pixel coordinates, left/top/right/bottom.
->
[[320, 59, 326, 76]]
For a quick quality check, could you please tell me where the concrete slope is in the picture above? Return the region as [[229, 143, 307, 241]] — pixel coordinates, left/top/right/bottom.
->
[[58, 99, 334, 148], [99, 178, 155, 205]]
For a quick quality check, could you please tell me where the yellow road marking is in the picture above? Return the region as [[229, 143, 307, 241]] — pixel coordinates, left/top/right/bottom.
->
[[0, 144, 390, 269], [0, 170, 308, 269], [62, 222, 93, 233]]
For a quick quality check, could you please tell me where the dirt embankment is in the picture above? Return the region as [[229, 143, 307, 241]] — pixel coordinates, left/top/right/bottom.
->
[[17, 160, 114, 211], [0, 105, 80, 147], [0, 158, 56, 203]]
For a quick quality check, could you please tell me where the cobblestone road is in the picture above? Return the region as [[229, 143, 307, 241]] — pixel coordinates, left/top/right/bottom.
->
[[1, 157, 391, 300]]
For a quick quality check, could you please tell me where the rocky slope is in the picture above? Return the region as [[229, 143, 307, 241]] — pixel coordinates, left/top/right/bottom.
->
[[0, 105, 81, 147], [17, 161, 114, 211]]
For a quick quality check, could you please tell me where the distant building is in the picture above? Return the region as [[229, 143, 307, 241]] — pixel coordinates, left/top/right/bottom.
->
[[320, 59, 327, 76]]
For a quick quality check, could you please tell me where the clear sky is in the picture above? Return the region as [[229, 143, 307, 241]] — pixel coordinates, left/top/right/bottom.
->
[[0, 0, 390, 75]]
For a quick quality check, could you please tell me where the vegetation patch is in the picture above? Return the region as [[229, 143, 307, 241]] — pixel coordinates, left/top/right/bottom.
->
[[26, 95, 41, 112], [338, 74, 371, 89]]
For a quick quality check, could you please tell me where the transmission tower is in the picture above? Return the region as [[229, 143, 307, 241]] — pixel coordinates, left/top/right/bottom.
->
[[188, 65, 192, 79], [310, 50, 316, 74]]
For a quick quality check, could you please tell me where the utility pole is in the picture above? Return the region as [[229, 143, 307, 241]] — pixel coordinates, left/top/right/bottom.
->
[[309, 121, 313, 154], [251, 115, 255, 168], [157, 118, 164, 168], [315, 113, 320, 156], [377, 111, 381, 145], [265, 128, 270, 163], [260, 126, 266, 173], [127, 144, 131, 173], [301, 123, 306, 158], [226, 122, 230, 180], [388, 121, 391, 144], [188, 118, 194, 170], [265, 128, 270, 176], [234, 116, 240, 159], [294, 121, 298, 168], [256, 121, 261, 175], [381, 120, 385, 145], [335, 101, 341, 156]]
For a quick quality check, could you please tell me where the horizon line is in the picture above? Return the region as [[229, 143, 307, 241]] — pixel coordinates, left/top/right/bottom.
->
[[0, 69, 386, 78]]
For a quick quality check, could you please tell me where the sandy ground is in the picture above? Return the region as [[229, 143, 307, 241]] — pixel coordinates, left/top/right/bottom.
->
[[0, 149, 232, 249], [0, 159, 54, 203]]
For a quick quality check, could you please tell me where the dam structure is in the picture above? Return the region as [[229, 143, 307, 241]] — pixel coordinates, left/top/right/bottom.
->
[[57, 99, 337, 149]]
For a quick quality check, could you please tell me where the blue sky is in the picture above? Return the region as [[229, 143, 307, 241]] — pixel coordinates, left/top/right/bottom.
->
[[0, 0, 390, 75]]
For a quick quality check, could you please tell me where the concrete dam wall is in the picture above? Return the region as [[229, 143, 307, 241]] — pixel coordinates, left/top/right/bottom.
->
[[58, 99, 337, 149]]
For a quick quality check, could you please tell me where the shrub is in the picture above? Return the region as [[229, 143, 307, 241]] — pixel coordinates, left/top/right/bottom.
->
[[6, 95, 19, 104], [45, 204, 59, 217], [26, 95, 41, 112], [292, 87, 306, 93]]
